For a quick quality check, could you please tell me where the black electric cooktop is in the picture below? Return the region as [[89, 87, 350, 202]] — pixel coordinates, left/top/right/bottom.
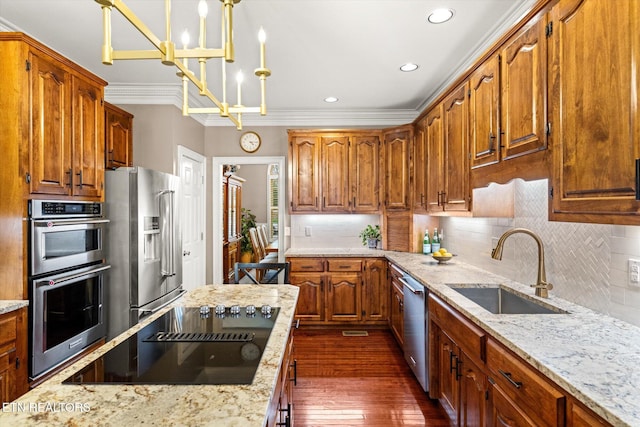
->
[[63, 305, 280, 385]]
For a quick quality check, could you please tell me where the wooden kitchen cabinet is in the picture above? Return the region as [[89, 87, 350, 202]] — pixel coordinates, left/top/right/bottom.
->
[[566, 397, 609, 427], [287, 257, 387, 326], [288, 131, 381, 213], [388, 266, 404, 346], [469, 54, 501, 169], [0, 308, 28, 403], [383, 127, 412, 211], [429, 293, 487, 426], [21, 37, 106, 199], [425, 82, 471, 214], [320, 135, 350, 212], [413, 117, 429, 212], [549, 0, 640, 223], [104, 102, 133, 169], [222, 175, 244, 283], [500, 10, 548, 161], [267, 327, 296, 427]]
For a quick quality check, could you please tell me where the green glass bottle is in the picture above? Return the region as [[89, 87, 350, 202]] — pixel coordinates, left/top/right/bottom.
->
[[422, 230, 431, 254], [431, 228, 440, 253]]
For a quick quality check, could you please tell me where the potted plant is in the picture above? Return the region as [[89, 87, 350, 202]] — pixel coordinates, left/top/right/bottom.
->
[[240, 208, 257, 262], [359, 224, 381, 249]]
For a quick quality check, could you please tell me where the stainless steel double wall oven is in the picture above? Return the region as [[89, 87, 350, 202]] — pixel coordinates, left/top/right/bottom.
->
[[28, 200, 110, 380]]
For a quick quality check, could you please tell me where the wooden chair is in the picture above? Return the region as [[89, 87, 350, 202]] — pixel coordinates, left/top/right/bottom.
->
[[249, 227, 264, 262], [234, 262, 290, 284]]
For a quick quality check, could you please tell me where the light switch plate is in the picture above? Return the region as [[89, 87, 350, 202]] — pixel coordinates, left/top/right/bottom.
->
[[305, 226, 312, 237], [629, 259, 640, 287]]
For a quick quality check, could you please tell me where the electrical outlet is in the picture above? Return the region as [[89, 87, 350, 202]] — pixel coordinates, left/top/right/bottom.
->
[[305, 226, 312, 237], [629, 259, 640, 287]]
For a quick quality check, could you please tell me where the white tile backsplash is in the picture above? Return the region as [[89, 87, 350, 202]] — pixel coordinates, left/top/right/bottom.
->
[[441, 179, 640, 327], [290, 214, 380, 249]]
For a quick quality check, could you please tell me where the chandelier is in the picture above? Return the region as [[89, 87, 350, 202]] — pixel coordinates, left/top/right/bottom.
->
[[95, 0, 271, 129]]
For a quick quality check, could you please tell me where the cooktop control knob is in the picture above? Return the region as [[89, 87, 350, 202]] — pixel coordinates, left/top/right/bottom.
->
[[261, 305, 272, 316], [230, 305, 241, 315], [199, 305, 210, 317], [246, 304, 256, 315], [215, 304, 226, 315]]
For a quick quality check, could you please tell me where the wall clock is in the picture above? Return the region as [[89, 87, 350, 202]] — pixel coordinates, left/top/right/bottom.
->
[[239, 131, 261, 153]]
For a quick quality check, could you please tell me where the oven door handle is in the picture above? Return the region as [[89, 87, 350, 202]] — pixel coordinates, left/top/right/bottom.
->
[[32, 218, 110, 228], [43, 264, 112, 287]]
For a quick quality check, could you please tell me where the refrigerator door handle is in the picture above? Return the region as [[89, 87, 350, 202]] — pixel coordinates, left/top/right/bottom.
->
[[160, 189, 176, 277]]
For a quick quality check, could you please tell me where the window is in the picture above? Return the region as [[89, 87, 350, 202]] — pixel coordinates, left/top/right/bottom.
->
[[267, 163, 279, 240]]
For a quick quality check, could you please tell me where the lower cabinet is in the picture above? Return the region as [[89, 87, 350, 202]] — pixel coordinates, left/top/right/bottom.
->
[[266, 327, 296, 427], [429, 293, 613, 427], [388, 264, 404, 346], [287, 257, 387, 326], [0, 308, 28, 403], [68, 357, 105, 383]]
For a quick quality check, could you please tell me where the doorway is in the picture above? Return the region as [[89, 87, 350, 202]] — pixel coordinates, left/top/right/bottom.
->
[[212, 156, 285, 284]]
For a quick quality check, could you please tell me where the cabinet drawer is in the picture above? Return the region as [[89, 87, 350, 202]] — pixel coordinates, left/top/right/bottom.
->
[[428, 294, 485, 363], [289, 258, 324, 272], [0, 313, 17, 347], [327, 259, 362, 272], [486, 338, 565, 427]]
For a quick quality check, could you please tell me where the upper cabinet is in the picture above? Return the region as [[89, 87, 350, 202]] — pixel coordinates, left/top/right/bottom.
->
[[549, 0, 640, 224], [500, 11, 549, 160], [105, 102, 134, 170], [1, 34, 107, 201], [383, 127, 412, 211], [289, 131, 380, 213], [426, 83, 471, 214], [469, 54, 501, 169], [413, 117, 428, 212]]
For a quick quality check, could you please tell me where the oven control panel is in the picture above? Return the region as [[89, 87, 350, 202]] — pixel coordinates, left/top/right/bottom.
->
[[30, 200, 102, 218]]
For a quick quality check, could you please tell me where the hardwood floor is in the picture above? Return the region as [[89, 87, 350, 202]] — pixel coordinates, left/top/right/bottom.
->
[[292, 328, 451, 426]]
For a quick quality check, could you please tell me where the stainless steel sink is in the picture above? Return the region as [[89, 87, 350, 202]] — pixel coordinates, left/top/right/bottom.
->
[[450, 286, 567, 315]]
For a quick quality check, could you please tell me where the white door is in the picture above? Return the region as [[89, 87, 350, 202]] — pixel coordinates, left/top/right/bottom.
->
[[178, 146, 206, 291]]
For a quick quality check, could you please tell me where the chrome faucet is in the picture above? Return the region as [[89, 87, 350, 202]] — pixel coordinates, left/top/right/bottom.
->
[[491, 228, 554, 298]]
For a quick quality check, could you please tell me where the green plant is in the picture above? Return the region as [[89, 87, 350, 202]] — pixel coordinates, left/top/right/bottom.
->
[[240, 208, 257, 253], [358, 224, 381, 246]]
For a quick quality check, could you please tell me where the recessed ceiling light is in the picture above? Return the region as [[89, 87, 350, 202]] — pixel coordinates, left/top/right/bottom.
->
[[428, 8, 454, 24], [324, 96, 339, 103], [400, 63, 419, 72]]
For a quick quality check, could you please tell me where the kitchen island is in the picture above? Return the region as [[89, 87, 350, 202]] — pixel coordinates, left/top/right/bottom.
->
[[0, 284, 299, 427], [286, 248, 640, 427]]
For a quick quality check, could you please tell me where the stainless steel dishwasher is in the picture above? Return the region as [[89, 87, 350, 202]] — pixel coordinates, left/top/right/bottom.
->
[[400, 273, 428, 392]]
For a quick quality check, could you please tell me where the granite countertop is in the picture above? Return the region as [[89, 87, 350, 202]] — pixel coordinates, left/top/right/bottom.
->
[[0, 285, 299, 427], [0, 300, 29, 315], [286, 248, 640, 426]]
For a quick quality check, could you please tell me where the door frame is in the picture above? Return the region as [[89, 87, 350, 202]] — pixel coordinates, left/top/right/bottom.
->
[[177, 145, 207, 289], [212, 156, 286, 284]]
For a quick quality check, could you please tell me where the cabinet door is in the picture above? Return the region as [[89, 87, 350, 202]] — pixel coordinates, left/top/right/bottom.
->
[[320, 136, 350, 212], [390, 279, 404, 346], [460, 351, 488, 427], [426, 105, 444, 212], [413, 118, 428, 211], [501, 12, 548, 160], [105, 103, 133, 169], [567, 397, 609, 427], [326, 273, 361, 322], [289, 136, 320, 212], [437, 329, 460, 424], [384, 129, 411, 211], [289, 273, 324, 322], [0, 347, 16, 404], [550, 0, 640, 220], [443, 82, 470, 212], [470, 55, 501, 169], [28, 50, 72, 196], [362, 259, 387, 322], [351, 135, 380, 212], [72, 76, 104, 198]]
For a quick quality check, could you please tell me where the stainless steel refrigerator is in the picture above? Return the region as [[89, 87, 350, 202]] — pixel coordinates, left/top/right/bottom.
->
[[105, 167, 185, 340]]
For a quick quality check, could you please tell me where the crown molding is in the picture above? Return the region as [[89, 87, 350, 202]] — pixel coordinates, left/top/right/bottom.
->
[[105, 83, 419, 128]]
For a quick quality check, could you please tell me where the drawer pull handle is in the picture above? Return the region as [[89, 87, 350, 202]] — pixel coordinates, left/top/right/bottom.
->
[[338, 265, 351, 269], [499, 370, 522, 389], [301, 265, 313, 269]]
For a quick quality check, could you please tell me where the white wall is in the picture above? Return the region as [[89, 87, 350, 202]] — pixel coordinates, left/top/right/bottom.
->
[[440, 179, 640, 327]]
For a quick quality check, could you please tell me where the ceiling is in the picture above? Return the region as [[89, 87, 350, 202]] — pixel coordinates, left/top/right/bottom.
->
[[0, 0, 537, 127]]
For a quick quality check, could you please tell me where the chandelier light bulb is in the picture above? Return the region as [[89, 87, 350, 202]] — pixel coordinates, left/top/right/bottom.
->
[[181, 29, 190, 47], [258, 27, 266, 43], [236, 70, 244, 84], [198, 0, 208, 18]]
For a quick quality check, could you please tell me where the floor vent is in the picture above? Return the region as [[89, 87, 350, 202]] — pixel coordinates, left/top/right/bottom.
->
[[342, 330, 369, 337]]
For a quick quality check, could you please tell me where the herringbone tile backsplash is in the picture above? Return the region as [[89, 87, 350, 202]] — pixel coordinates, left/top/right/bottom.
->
[[441, 179, 640, 327]]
